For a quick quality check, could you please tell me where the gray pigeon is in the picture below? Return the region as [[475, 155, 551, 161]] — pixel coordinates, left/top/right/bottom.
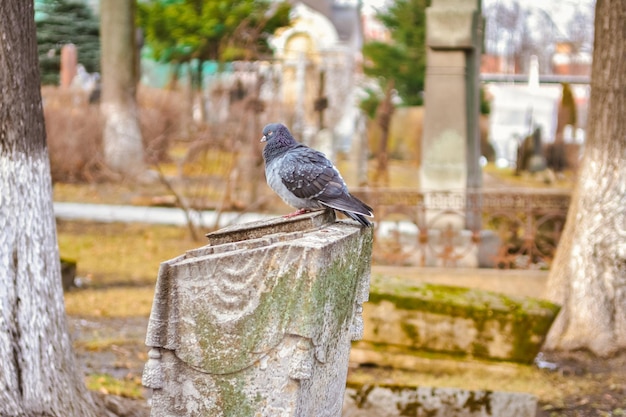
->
[[260, 122, 373, 227]]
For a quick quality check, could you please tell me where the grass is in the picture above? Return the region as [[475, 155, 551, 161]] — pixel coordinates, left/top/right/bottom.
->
[[86, 373, 144, 399], [75, 337, 138, 352], [482, 163, 576, 190], [65, 287, 155, 318], [58, 220, 193, 397], [53, 181, 171, 206], [57, 220, 197, 287]]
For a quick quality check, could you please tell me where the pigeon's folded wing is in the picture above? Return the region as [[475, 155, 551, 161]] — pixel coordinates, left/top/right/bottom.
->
[[280, 147, 336, 199], [280, 146, 372, 217]]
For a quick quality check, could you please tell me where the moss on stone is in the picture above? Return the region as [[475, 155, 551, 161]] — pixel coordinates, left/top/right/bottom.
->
[[463, 391, 493, 414], [400, 322, 420, 344], [365, 275, 560, 364], [179, 225, 374, 412], [214, 376, 256, 417]]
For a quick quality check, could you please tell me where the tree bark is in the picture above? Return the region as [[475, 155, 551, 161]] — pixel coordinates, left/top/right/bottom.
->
[[544, 0, 626, 356], [0, 2, 98, 415], [100, 0, 145, 178]]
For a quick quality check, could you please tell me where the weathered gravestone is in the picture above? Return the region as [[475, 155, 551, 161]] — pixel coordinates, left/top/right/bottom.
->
[[142, 210, 373, 417]]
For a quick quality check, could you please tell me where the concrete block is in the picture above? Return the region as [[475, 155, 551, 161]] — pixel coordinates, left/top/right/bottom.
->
[[353, 275, 560, 365]]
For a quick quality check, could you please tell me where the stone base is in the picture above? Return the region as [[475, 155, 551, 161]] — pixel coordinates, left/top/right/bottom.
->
[[359, 275, 560, 364]]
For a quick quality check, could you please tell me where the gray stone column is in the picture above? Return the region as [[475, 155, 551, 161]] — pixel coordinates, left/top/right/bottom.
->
[[142, 210, 373, 417], [420, 49, 469, 191], [420, 0, 483, 230]]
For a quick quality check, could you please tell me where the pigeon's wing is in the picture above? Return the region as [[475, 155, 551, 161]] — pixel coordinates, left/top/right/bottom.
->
[[279, 146, 336, 200], [280, 146, 373, 217]]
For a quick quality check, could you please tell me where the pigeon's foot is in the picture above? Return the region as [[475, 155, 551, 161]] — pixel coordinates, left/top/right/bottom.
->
[[283, 208, 309, 218]]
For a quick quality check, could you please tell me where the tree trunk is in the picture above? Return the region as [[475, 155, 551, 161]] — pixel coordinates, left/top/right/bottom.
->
[[373, 79, 395, 186], [0, 2, 98, 415], [100, 0, 145, 178], [543, 0, 626, 356]]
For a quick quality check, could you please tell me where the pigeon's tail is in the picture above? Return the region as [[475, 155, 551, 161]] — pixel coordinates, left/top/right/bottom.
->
[[321, 194, 374, 227], [342, 210, 373, 227]]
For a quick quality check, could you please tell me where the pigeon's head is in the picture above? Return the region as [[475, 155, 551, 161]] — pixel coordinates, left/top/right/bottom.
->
[[260, 123, 292, 144]]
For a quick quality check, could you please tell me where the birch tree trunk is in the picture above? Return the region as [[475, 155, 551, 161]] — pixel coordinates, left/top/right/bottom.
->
[[543, 0, 626, 356], [0, 2, 98, 415], [100, 0, 145, 178]]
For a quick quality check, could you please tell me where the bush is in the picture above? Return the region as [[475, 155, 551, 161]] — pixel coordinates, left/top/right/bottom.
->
[[43, 87, 103, 182], [137, 87, 186, 164], [43, 86, 187, 182]]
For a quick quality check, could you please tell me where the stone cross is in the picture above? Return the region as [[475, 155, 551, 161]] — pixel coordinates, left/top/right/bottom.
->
[[142, 210, 373, 417]]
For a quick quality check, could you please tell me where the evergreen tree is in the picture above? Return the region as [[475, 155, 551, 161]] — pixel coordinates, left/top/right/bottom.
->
[[137, 0, 291, 65], [36, 0, 100, 85], [362, 0, 429, 108]]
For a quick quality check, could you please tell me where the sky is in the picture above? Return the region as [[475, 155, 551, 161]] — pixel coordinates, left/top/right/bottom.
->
[[358, 0, 595, 40], [360, 0, 595, 22]]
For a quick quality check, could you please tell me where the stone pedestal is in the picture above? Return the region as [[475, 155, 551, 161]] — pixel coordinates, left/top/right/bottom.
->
[[420, 0, 483, 231], [142, 210, 373, 417], [421, 50, 469, 192]]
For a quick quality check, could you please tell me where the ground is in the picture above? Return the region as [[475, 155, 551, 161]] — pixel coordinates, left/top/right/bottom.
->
[[65, 263, 626, 417], [535, 351, 626, 417], [68, 315, 626, 417]]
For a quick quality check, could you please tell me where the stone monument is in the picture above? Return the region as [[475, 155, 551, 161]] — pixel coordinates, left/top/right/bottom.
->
[[142, 210, 373, 417], [420, 0, 483, 230]]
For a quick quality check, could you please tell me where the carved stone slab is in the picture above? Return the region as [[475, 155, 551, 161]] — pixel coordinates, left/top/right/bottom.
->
[[143, 210, 373, 417]]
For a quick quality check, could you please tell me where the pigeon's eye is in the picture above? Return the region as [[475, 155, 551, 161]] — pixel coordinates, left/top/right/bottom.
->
[[268, 131, 273, 136]]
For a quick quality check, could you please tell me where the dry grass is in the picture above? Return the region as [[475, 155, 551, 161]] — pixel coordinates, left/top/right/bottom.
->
[[482, 163, 576, 190], [53, 181, 172, 205], [86, 373, 144, 399], [65, 287, 155, 318], [57, 220, 197, 287], [42, 86, 186, 183]]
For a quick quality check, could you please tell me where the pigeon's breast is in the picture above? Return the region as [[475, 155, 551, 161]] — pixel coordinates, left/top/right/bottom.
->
[[265, 156, 323, 210]]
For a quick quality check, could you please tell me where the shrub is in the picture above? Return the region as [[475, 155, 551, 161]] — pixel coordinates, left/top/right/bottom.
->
[[43, 86, 187, 182], [43, 87, 104, 182]]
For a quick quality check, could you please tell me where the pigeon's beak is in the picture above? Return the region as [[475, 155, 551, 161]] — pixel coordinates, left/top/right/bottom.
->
[[260, 135, 267, 143]]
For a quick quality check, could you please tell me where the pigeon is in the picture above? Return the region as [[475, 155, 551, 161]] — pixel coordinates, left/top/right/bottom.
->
[[260, 122, 373, 227]]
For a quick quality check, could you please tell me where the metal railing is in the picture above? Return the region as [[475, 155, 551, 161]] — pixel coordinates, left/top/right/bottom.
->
[[352, 188, 571, 269]]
